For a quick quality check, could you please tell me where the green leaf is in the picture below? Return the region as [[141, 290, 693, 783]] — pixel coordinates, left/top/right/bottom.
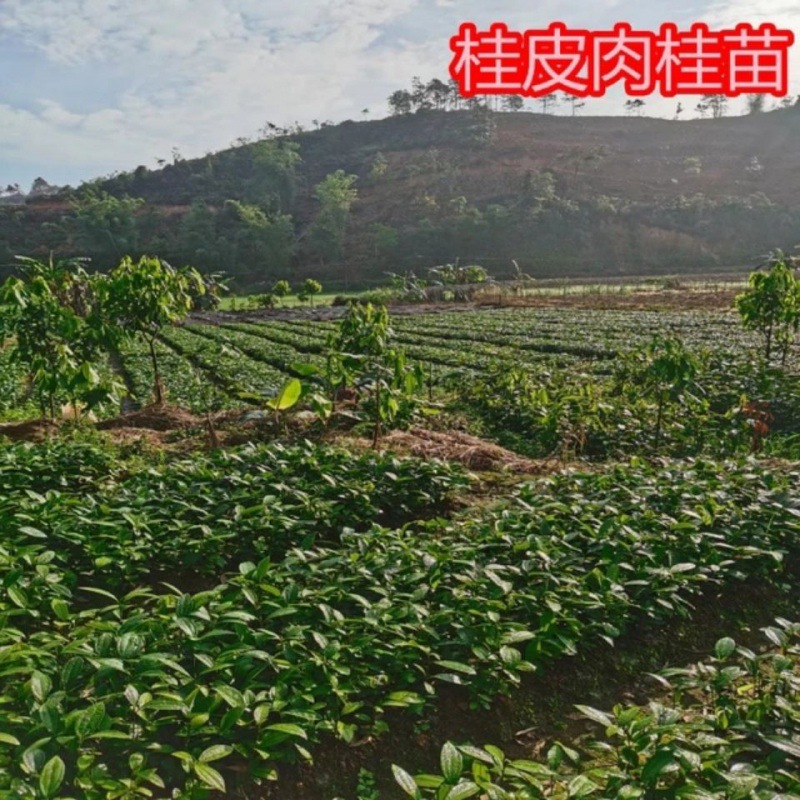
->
[[441, 741, 464, 784], [50, 599, 70, 621], [568, 775, 599, 798], [30, 671, 52, 702], [265, 723, 308, 740], [763, 736, 800, 758], [268, 379, 302, 411], [641, 750, 678, 785], [434, 660, 476, 675], [194, 762, 226, 792], [7, 585, 27, 608], [392, 765, 421, 799], [76, 703, 106, 738], [0, 733, 20, 746], [215, 685, 245, 709], [575, 705, 613, 728], [714, 637, 736, 660], [39, 756, 65, 798], [444, 783, 481, 800], [199, 744, 233, 763]]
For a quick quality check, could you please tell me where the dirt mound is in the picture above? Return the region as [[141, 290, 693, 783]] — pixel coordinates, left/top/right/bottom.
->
[[0, 418, 60, 442], [382, 427, 546, 472], [97, 404, 201, 432]]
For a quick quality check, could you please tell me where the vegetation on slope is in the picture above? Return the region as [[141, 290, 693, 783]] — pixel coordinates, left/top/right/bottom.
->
[[3, 106, 800, 288]]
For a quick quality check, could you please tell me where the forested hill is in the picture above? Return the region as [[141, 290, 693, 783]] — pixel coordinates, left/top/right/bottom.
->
[[3, 106, 800, 289]]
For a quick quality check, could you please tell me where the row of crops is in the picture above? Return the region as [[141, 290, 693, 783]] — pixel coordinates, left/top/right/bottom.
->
[[2, 300, 799, 798], [109, 307, 789, 413], [1, 437, 799, 797], [394, 621, 800, 799]]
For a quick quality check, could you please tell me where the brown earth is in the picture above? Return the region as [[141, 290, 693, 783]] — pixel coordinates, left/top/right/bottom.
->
[[0, 418, 60, 442], [381, 426, 549, 472]]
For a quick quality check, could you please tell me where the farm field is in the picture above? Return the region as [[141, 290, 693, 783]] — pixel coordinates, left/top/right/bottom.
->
[[1, 290, 800, 799], [108, 306, 793, 412]]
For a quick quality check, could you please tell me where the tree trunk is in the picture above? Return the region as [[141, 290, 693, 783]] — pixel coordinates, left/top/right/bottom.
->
[[372, 382, 381, 449], [148, 336, 164, 405]]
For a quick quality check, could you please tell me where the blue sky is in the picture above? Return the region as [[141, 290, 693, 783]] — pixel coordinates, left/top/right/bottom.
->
[[1, 0, 797, 189]]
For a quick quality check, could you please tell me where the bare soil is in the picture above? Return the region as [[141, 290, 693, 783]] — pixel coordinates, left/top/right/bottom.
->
[[0, 418, 60, 442], [380, 426, 551, 473], [96, 403, 201, 432]]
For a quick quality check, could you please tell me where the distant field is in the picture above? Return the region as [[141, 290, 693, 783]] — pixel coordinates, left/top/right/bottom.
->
[[219, 275, 749, 310], [218, 291, 355, 310]]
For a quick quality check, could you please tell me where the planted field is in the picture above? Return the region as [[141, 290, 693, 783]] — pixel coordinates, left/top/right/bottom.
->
[[2, 292, 800, 799], [1, 440, 799, 798]]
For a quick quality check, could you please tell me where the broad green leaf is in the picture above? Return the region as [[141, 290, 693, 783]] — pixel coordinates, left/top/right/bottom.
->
[[568, 775, 599, 798], [434, 661, 476, 675], [444, 783, 481, 800], [268, 379, 302, 411], [193, 762, 226, 792], [392, 765, 421, 799], [266, 723, 308, 740], [441, 742, 464, 784], [575, 705, 613, 728], [199, 744, 233, 763], [763, 736, 800, 758], [39, 756, 65, 798], [714, 637, 736, 660], [30, 672, 52, 703]]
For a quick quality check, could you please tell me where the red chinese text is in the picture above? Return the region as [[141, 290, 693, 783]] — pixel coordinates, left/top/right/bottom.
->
[[449, 21, 795, 97]]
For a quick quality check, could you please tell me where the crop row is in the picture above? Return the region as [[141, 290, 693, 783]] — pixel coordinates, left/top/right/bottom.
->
[[188, 324, 326, 377], [159, 327, 288, 401], [115, 337, 239, 413], [396, 621, 800, 799], [271, 318, 584, 374], [1, 455, 798, 796], [0, 440, 467, 593]]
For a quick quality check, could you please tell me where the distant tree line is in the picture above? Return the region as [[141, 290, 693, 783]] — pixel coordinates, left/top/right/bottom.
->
[[0, 140, 360, 291]]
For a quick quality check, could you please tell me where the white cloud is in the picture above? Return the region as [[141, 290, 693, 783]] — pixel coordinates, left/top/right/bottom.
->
[[702, 0, 800, 97], [0, 0, 424, 183], [3, 0, 795, 187]]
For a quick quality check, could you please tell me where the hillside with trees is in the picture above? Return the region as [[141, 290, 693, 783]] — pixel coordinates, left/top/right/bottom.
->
[[3, 93, 800, 289]]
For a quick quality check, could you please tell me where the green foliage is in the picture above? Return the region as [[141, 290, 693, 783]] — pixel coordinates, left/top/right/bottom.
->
[[356, 768, 380, 800], [272, 279, 291, 298], [736, 252, 800, 362], [248, 139, 302, 211], [0, 450, 797, 797], [218, 200, 296, 284], [621, 336, 702, 449], [69, 190, 144, 265], [428, 263, 489, 286], [297, 278, 323, 306], [369, 152, 389, 180], [253, 292, 276, 309], [0, 257, 122, 417], [395, 621, 800, 799], [329, 303, 424, 444], [106, 256, 205, 404], [308, 170, 358, 263]]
